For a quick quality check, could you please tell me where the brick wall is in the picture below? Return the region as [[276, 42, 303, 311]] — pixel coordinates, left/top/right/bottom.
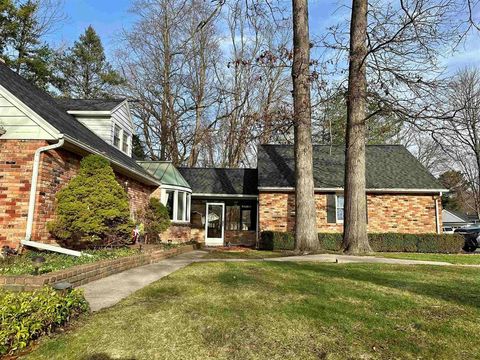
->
[[0, 140, 158, 249], [159, 224, 191, 243], [259, 192, 441, 234], [0, 140, 47, 248], [0, 244, 195, 291]]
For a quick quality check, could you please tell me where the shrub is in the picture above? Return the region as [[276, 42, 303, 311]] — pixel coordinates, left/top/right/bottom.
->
[[258, 231, 295, 250], [48, 155, 134, 248], [318, 233, 343, 251], [0, 286, 89, 356], [259, 231, 464, 253], [137, 198, 171, 243]]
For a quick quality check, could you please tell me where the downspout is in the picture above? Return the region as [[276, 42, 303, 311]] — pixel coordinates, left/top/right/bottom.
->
[[435, 192, 442, 234], [21, 137, 85, 257]]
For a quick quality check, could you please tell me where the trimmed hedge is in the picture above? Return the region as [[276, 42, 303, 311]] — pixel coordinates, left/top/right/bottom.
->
[[0, 286, 89, 356], [259, 231, 464, 253]]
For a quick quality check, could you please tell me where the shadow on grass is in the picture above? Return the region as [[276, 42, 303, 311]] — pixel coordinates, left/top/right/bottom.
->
[[81, 354, 135, 360], [262, 261, 480, 309]]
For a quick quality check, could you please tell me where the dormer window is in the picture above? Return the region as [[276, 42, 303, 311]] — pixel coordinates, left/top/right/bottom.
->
[[113, 125, 121, 148], [122, 133, 129, 153]]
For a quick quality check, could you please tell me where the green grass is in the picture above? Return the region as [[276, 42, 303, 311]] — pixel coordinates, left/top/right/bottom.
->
[[203, 249, 286, 259], [25, 262, 480, 360], [0, 248, 139, 276], [374, 252, 480, 265]]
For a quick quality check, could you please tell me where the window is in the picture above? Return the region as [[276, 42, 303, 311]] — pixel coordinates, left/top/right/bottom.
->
[[336, 195, 344, 223], [113, 125, 121, 148], [326, 194, 366, 224], [178, 192, 185, 221], [225, 201, 256, 231], [122, 133, 129, 153], [191, 200, 205, 228], [163, 189, 191, 222], [165, 190, 174, 220]]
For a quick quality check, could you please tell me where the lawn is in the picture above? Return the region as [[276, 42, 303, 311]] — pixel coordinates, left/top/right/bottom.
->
[[0, 248, 139, 275], [203, 248, 286, 259], [24, 261, 480, 360], [374, 252, 480, 265]]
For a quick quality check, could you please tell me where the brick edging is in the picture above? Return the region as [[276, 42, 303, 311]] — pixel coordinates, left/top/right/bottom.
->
[[0, 245, 195, 291]]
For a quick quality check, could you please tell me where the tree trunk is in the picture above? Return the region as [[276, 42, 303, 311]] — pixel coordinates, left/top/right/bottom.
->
[[342, 0, 371, 254], [292, 0, 318, 252]]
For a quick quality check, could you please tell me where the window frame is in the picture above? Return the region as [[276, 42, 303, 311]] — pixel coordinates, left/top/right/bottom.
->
[[161, 187, 192, 224], [122, 132, 130, 153], [113, 124, 121, 148], [335, 194, 344, 224]]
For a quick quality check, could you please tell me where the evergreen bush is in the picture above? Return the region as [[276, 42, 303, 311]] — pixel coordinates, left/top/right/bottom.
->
[[47, 155, 133, 248], [137, 198, 171, 243]]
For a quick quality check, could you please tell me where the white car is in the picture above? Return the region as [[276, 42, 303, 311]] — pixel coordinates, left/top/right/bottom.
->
[[442, 226, 455, 234]]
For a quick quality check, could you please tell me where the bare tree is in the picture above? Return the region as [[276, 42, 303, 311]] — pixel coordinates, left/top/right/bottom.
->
[[434, 68, 480, 215], [343, 0, 371, 253], [291, 0, 318, 252]]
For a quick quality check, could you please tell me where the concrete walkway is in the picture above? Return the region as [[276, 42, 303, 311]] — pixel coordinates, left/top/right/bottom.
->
[[80, 250, 207, 312], [82, 251, 457, 312]]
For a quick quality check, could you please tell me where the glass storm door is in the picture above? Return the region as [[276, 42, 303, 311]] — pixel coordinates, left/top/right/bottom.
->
[[205, 203, 224, 246]]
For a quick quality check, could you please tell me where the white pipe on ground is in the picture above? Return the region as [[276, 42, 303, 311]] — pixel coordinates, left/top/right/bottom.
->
[[21, 137, 88, 257]]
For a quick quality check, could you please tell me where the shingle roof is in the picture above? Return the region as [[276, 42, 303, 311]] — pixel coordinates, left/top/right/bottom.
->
[[56, 98, 125, 112], [0, 62, 158, 185], [177, 168, 258, 195], [138, 161, 191, 188], [257, 144, 444, 190]]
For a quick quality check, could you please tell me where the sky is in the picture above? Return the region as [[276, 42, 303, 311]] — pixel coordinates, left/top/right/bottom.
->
[[45, 0, 480, 73]]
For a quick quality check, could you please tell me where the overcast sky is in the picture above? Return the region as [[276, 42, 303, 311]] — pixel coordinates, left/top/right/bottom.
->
[[45, 0, 480, 73]]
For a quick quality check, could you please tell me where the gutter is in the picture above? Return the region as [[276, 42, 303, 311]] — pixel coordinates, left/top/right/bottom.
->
[[257, 187, 449, 194], [22, 136, 84, 257]]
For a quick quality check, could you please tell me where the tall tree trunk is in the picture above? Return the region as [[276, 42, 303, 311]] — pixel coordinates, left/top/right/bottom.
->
[[342, 0, 371, 254], [292, 0, 318, 252]]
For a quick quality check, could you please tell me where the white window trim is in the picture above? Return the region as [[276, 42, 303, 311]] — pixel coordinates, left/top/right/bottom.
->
[[162, 188, 191, 224], [336, 194, 344, 224], [113, 123, 122, 149]]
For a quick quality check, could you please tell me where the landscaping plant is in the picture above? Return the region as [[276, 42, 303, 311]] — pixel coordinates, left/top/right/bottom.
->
[[137, 198, 170, 243], [47, 155, 134, 248], [0, 286, 89, 356], [259, 231, 464, 253]]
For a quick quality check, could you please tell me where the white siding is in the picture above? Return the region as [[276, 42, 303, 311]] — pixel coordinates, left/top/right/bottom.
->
[[74, 116, 112, 144], [111, 102, 133, 156], [0, 95, 55, 139]]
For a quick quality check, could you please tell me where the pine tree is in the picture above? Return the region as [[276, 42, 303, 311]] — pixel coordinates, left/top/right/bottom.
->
[[1, 0, 57, 89], [56, 26, 123, 98]]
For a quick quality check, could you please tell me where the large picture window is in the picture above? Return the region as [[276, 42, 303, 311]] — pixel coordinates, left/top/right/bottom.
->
[[225, 201, 256, 231], [163, 189, 191, 222]]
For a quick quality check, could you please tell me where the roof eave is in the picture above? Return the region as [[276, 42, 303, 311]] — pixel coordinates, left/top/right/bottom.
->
[[258, 186, 448, 194], [63, 135, 161, 186]]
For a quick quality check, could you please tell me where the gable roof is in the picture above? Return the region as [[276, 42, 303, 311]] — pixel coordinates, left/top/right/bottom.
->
[[442, 209, 470, 223], [257, 144, 445, 191], [0, 62, 159, 185], [56, 98, 125, 112], [178, 167, 258, 196], [138, 161, 191, 189]]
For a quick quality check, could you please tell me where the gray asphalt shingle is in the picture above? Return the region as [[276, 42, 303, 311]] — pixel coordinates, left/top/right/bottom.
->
[[257, 144, 444, 190], [178, 168, 258, 195]]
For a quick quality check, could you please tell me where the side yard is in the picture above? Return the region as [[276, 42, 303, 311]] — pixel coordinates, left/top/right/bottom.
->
[[24, 261, 480, 360]]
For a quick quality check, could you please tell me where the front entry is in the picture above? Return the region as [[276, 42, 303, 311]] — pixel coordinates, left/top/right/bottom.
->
[[205, 203, 225, 246]]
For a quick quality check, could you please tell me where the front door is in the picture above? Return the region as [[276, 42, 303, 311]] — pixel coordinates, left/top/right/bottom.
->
[[205, 203, 224, 246]]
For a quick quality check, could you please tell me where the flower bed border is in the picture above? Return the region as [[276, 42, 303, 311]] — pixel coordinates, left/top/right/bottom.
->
[[0, 245, 195, 291]]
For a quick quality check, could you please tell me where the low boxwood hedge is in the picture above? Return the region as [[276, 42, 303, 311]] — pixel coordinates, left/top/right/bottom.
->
[[0, 286, 89, 356], [259, 231, 464, 253]]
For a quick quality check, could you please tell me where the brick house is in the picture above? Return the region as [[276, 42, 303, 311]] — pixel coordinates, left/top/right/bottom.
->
[[0, 62, 447, 250]]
